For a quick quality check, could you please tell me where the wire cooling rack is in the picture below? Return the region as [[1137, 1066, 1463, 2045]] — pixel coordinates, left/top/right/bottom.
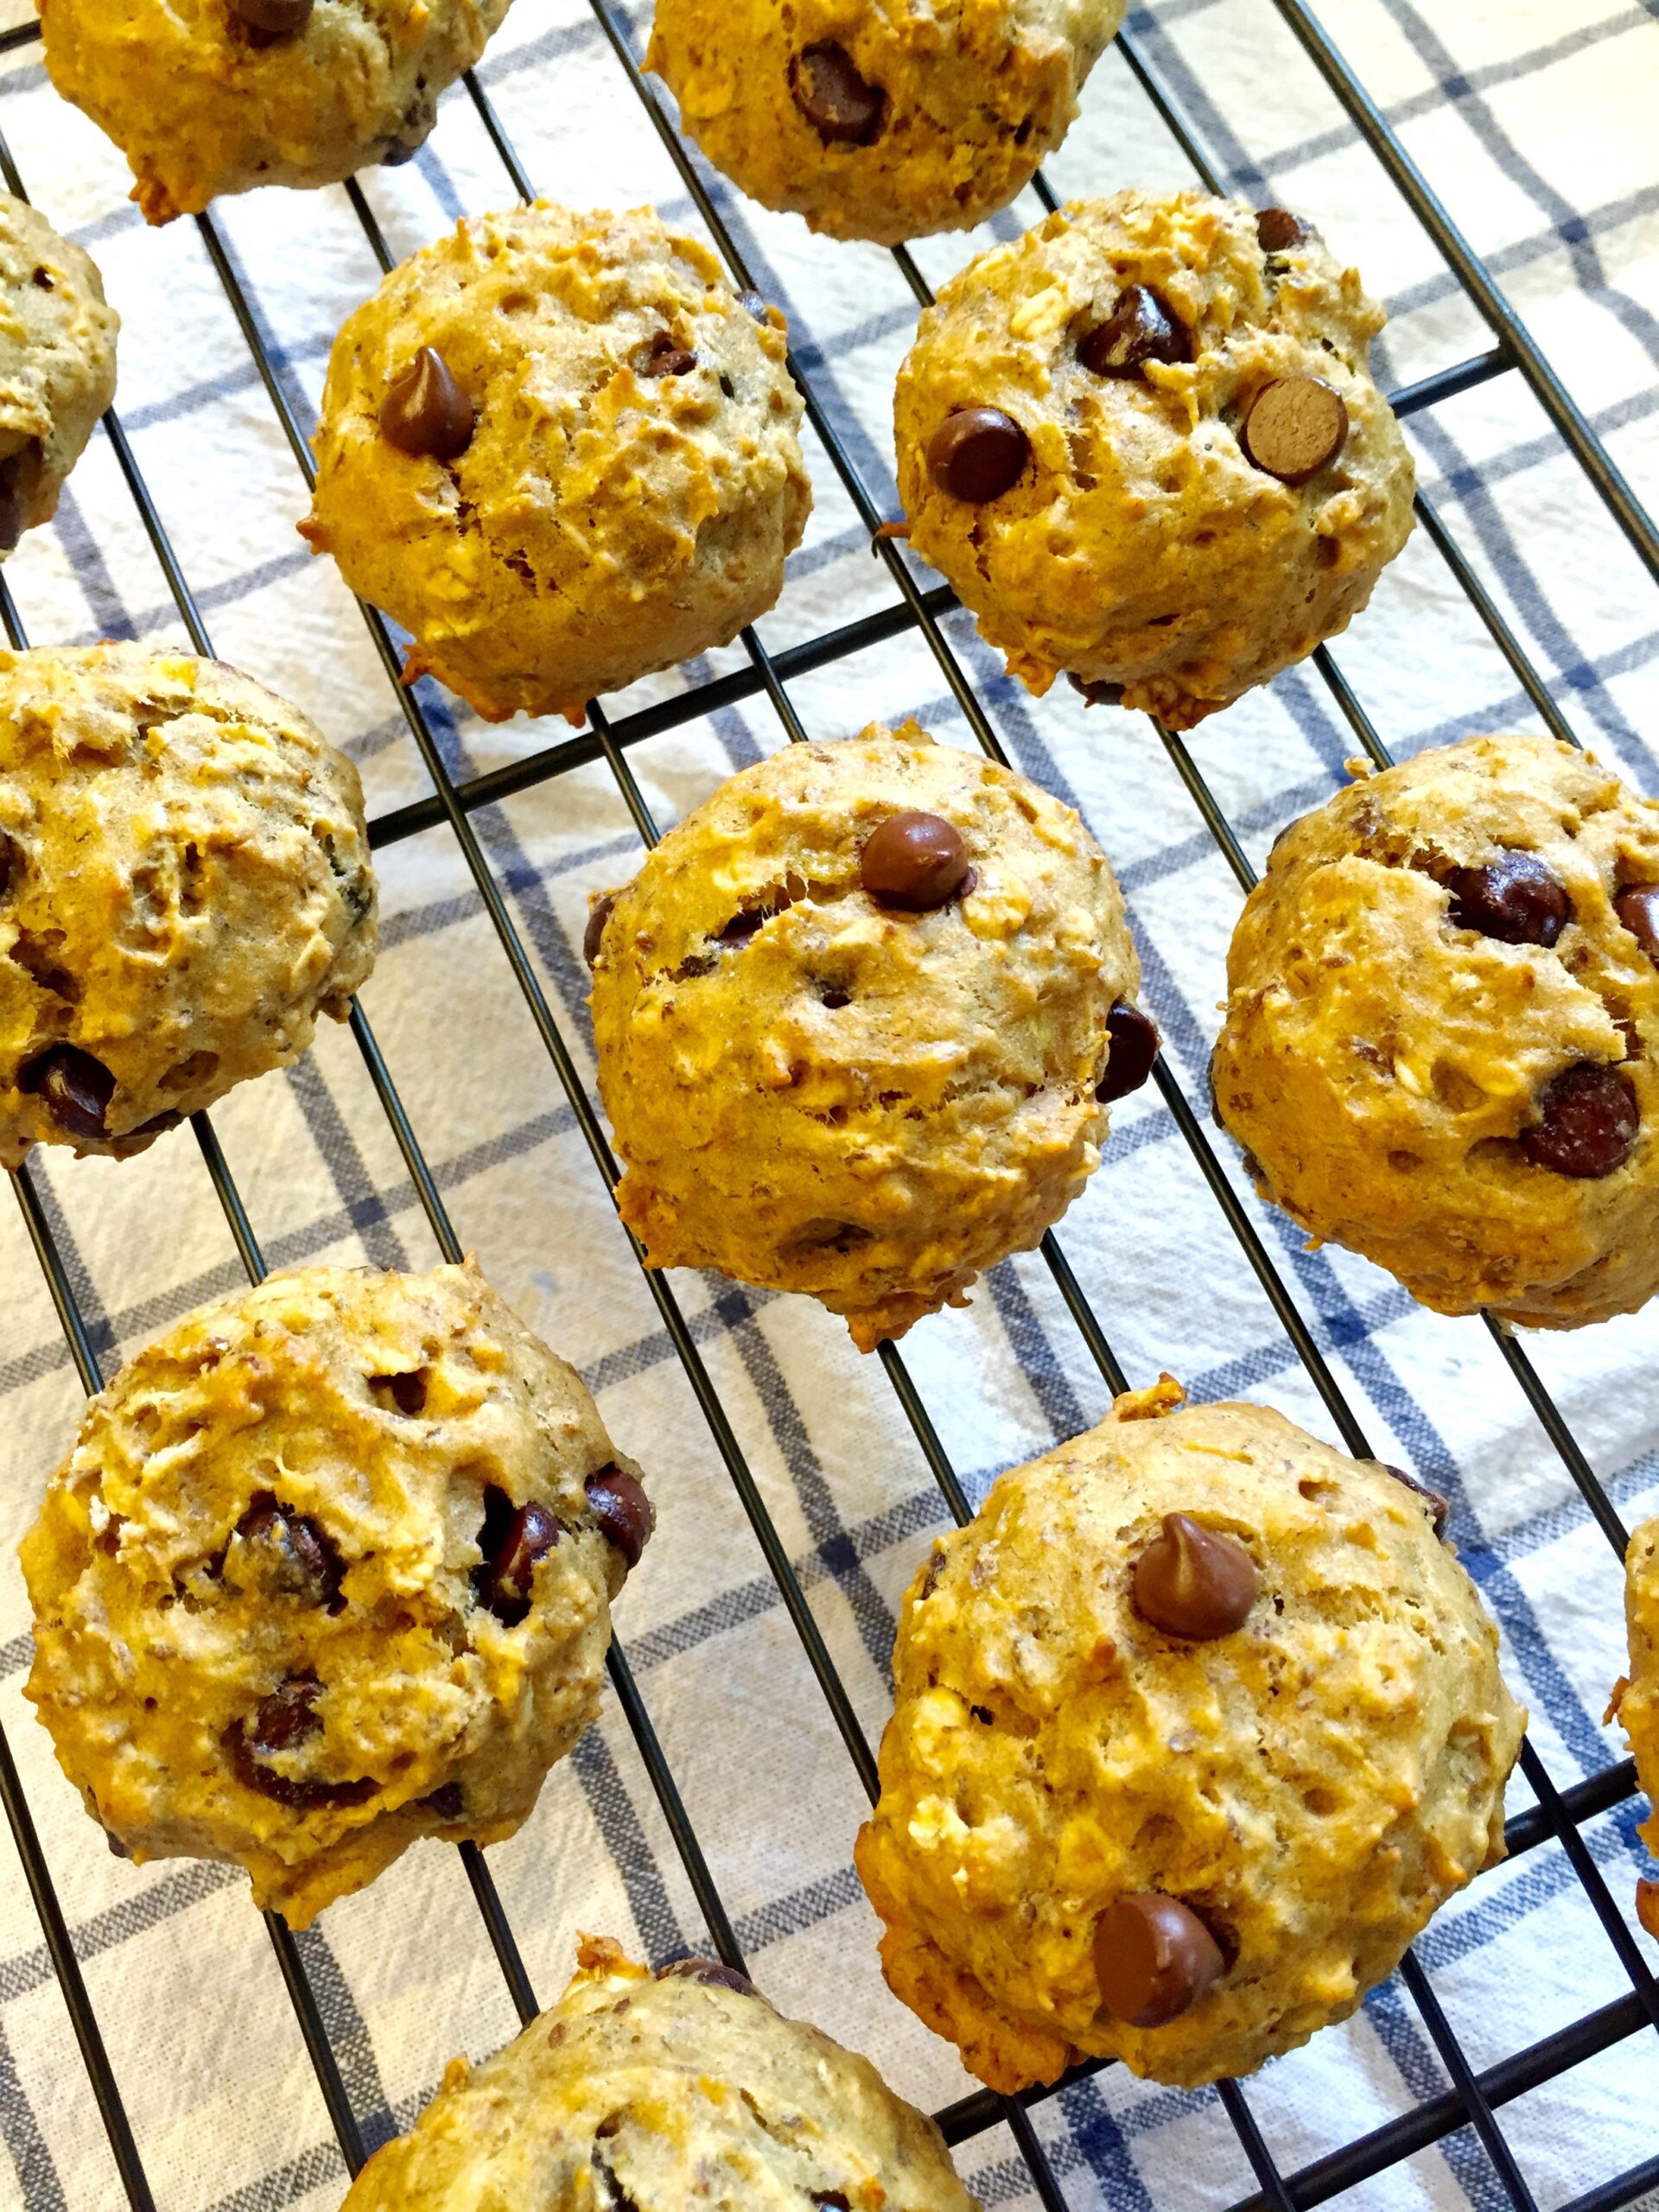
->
[[0, 2, 1656, 2207]]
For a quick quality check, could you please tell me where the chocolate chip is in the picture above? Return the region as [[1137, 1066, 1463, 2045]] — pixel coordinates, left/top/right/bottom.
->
[[1133, 1512, 1258, 1639], [860, 811, 971, 912], [925, 408, 1029, 503], [0, 830, 17, 897], [236, 1491, 346, 1611], [791, 41, 884, 144], [585, 891, 618, 967], [104, 1827, 129, 1859], [642, 331, 697, 378], [1615, 883, 1659, 963], [1377, 1462, 1449, 1537], [1097, 1002, 1160, 1103], [16, 1044, 115, 1141], [1520, 1063, 1637, 1179], [380, 346, 474, 460], [128, 1109, 181, 1141], [1095, 1893, 1224, 2026], [423, 1781, 465, 1821], [1077, 286, 1191, 379], [1067, 673, 1125, 708], [736, 290, 770, 324], [1242, 375, 1348, 485], [1255, 207, 1306, 253], [585, 1465, 654, 1571], [0, 483, 22, 556], [229, 0, 313, 33], [474, 1486, 561, 1626], [379, 135, 420, 168], [657, 1956, 758, 1996], [227, 1676, 376, 1811], [1445, 851, 1570, 947]]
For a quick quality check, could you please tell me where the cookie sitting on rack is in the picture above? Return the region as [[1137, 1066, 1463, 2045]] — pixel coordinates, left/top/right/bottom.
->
[[341, 1934, 980, 2208], [588, 721, 1155, 1351], [893, 190, 1414, 728], [1611, 1518, 1659, 1943], [648, 0, 1124, 246], [1211, 734, 1659, 1328], [40, 0, 511, 224], [23, 1259, 654, 1929], [0, 644, 375, 1167], [855, 1377, 1524, 2090], [0, 193, 118, 557], [300, 202, 811, 724]]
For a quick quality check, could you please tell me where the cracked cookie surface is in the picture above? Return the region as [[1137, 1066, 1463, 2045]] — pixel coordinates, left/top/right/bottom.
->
[[648, 0, 1124, 246], [894, 191, 1414, 727], [41, 0, 510, 223], [589, 721, 1141, 1351], [343, 1935, 980, 2209], [23, 1260, 651, 1928], [1212, 734, 1659, 1326], [302, 202, 810, 723], [0, 644, 374, 1168], [855, 1385, 1523, 2089], [0, 193, 118, 555]]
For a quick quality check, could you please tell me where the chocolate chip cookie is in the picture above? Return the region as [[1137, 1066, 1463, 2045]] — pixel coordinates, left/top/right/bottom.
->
[[0, 194, 118, 556], [855, 1380, 1523, 2089], [342, 1935, 979, 2209], [23, 1260, 652, 1928], [301, 203, 811, 724], [1212, 734, 1659, 1327], [894, 190, 1415, 728], [589, 721, 1150, 1351], [40, 0, 510, 224], [1612, 1517, 1659, 1942], [648, 0, 1124, 247], [0, 645, 375, 1168]]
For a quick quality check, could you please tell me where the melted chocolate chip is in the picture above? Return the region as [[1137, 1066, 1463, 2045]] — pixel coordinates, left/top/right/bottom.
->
[[17, 1044, 116, 1141], [585, 1465, 653, 1570], [1615, 883, 1659, 963], [1097, 1002, 1160, 1103], [657, 1956, 759, 1996], [791, 41, 885, 144], [380, 347, 474, 460], [860, 811, 972, 912], [237, 1491, 346, 1611], [423, 1781, 465, 1821], [642, 331, 698, 378], [925, 407, 1029, 504], [1519, 1063, 1637, 1179], [1095, 1893, 1224, 2026], [474, 1486, 561, 1626], [1255, 207, 1306, 253], [229, 0, 313, 34], [1067, 673, 1126, 708], [1133, 1512, 1258, 1639], [1444, 851, 1570, 947], [227, 1677, 376, 1810], [1077, 286, 1191, 378], [1378, 1462, 1449, 1537], [1242, 376, 1348, 485]]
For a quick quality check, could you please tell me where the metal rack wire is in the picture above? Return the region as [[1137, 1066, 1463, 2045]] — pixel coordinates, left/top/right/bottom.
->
[[0, 3, 1655, 2207]]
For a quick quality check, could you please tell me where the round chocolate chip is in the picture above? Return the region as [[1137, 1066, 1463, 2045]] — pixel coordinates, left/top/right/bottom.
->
[[237, 1491, 346, 1610], [17, 1043, 116, 1141], [1095, 1893, 1224, 2027], [230, 0, 313, 33], [1519, 1063, 1637, 1179], [925, 408, 1029, 504], [380, 346, 474, 460], [1067, 673, 1126, 708], [860, 811, 972, 912], [1097, 1002, 1160, 1103], [1255, 207, 1306, 253], [657, 1956, 759, 1996], [228, 1677, 376, 1811], [1077, 286, 1191, 379], [1444, 851, 1570, 947], [1615, 883, 1659, 964], [791, 40, 885, 145], [642, 330, 698, 379], [585, 1465, 654, 1570], [736, 290, 771, 325], [474, 1486, 561, 1626], [1133, 1512, 1258, 1639], [1242, 375, 1348, 486], [584, 890, 618, 967], [1377, 1461, 1449, 1538]]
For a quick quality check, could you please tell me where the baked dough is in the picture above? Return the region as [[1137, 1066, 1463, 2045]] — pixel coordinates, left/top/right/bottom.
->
[[0, 194, 118, 552], [22, 1260, 652, 1928], [855, 1382, 1524, 2089], [894, 190, 1415, 728], [1614, 1517, 1659, 1938], [342, 1935, 980, 2209], [40, 0, 511, 225], [0, 645, 375, 1167], [648, 0, 1125, 247], [301, 203, 811, 723], [1212, 734, 1659, 1327], [589, 721, 1143, 1351]]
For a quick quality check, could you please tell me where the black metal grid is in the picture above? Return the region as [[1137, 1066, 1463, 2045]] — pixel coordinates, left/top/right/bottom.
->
[[0, 3, 1654, 2208]]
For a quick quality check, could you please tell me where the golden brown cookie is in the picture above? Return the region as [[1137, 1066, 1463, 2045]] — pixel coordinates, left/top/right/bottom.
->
[[0, 645, 375, 1168], [23, 1260, 652, 1928], [855, 1384, 1523, 2089], [648, 0, 1125, 247], [1212, 734, 1659, 1327], [1614, 1516, 1659, 1940], [41, 0, 510, 224], [301, 203, 811, 724], [343, 1936, 980, 2209], [894, 191, 1414, 728], [0, 193, 118, 552], [589, 721, 1148, 1351]]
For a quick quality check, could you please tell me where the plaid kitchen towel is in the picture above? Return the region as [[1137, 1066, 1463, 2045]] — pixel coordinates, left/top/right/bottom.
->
[[0, 0, 1655, 2205]]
